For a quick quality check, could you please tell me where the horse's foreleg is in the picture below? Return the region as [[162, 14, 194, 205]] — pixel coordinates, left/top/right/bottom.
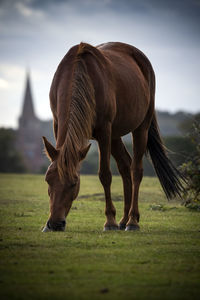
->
[[111, 138, 132, 230], [126, 129, 148, 231], [97, 123, 118, 230]]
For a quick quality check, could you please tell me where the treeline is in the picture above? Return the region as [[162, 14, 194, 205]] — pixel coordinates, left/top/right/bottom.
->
[[0, 113, 199, 175], [82, 113, 200, 176]]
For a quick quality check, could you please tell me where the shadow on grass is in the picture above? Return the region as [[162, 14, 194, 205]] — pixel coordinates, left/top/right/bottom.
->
[[78, 193, 122, 201]]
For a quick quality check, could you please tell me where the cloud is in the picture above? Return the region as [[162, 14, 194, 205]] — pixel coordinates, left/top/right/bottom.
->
[[0, 78, 9, 89], [15, 1, 44, 18], [0, 64, 25, 88], [0, 0, 199, 128], [0, 63, 25, 127]]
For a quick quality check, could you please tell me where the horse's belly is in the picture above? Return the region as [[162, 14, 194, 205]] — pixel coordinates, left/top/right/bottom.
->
[[112, 90, 150, 138], [110, 56, 150, 138], [111, 113, 145, 138]]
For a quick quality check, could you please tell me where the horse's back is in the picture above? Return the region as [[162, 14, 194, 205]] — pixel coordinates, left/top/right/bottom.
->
[[97, 42, 154, 138], [97, 42, 153, 82]]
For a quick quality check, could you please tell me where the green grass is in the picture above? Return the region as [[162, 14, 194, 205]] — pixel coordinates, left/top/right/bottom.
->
[[0, 174, 199, 300]]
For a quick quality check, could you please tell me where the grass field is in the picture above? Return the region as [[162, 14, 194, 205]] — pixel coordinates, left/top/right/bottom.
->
[[0, 174, 199, 300]]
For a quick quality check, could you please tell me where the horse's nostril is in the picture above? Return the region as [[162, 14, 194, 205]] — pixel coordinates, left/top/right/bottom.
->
[[54, 220, 66, 231]]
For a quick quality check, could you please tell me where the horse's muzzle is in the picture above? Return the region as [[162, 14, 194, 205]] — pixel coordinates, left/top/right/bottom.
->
[[42, 220, 66, 232]]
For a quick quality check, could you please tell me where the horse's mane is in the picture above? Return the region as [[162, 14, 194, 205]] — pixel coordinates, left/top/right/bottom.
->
[[57, 43, 104, 183]]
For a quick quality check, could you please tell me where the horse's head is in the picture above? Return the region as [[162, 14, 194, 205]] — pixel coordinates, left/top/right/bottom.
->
[[42, 137, 90, 232]]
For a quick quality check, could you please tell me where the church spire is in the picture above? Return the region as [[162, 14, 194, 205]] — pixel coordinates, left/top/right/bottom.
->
[[19, 70, 38, 128], [21, 71, 36, 119]]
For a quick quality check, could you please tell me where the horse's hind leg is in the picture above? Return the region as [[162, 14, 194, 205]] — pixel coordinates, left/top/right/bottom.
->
[[126, 128, 148, 231], [97, 123, 118, 231], [111, 138, 132, 230]]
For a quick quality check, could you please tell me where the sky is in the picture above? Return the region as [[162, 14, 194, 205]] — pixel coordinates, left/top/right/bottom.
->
[[0, 0, 200, 128]]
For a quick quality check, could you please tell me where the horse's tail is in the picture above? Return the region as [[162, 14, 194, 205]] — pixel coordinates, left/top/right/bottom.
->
[[146, 114, 185, 199]]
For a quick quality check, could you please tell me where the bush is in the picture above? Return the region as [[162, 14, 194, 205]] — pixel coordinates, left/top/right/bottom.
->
[[180, 121, 200, 210]]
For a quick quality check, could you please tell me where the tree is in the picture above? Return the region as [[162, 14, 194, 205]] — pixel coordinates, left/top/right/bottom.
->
[[179, 113, 200, 135], [180, 121, 200, 210], [0, 128, 26, 173]]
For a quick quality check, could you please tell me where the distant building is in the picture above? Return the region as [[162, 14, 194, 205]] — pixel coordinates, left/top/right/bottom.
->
[[16, 72, 55, 173]]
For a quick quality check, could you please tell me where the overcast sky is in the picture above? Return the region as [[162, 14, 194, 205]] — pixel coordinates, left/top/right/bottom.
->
[[0, 0, 200, 128]]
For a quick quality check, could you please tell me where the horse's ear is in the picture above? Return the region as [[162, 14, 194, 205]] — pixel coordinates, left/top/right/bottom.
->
[[79, 144, 91, 161], [42, 136, 58, 161]]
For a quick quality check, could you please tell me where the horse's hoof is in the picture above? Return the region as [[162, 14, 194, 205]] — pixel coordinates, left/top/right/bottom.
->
[[118, 223, 126, 230], [103, 225, 119, 231], [125, 224, 140, 231]]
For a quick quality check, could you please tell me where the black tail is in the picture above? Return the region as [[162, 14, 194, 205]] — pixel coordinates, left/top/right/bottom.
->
[[147, 114, 185, 199]]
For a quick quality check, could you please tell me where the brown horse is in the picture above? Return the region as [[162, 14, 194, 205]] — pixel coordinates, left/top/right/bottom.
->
[[42, 42, 184, 232]]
